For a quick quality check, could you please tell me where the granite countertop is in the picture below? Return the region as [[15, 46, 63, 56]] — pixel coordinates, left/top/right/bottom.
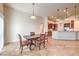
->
[[53, 31, 79, 32]]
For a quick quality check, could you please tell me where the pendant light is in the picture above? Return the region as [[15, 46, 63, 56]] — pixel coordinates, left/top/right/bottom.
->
[[31, 3, 36, 19], [74, 5, 77, 20], [56, 9, 60, 22], [65, 8, 68, 20]]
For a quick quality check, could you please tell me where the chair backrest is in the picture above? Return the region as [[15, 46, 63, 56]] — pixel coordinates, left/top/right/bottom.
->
[[40, 34, 45, 41], [45, 32, 48, 36], [18, 34, 23, 46], [45, 32, 48, 38], [30, 32, 35, 36]]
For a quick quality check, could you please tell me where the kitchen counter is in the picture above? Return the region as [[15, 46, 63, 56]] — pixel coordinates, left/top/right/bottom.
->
[[52, 31, 79, 40]]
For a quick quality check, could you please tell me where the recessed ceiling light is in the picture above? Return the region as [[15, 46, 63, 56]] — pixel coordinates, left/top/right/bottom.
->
[[65, 19, 68, 20], [64, 10, 66, 12], [54, 17, 56, 18], [56, 19, 60, 21], [51, 16, 54, 18], [67, 11, 68, 14]]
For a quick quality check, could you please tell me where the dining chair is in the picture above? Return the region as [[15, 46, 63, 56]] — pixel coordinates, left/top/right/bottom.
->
[[18, 34, 29, 54], [45, 32, 48, 43], [29, 32, 37, 50], [37, 34, 45, 50], [30, 32, 35, 36]]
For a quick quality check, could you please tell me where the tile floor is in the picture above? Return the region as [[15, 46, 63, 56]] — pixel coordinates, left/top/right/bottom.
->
[[0, 37, 79, 56]]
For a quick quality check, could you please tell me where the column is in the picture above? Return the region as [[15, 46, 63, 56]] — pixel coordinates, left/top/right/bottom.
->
[[44, 17, 48, 33]]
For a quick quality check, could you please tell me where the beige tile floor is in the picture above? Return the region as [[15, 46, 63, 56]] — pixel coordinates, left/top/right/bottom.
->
[[0, 37, 79, 56]]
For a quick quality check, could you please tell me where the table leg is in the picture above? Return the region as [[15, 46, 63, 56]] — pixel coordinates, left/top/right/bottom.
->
[[29, 39, 36, 50]]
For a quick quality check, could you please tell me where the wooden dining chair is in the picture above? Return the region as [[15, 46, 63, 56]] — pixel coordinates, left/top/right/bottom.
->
[[37, 34, 45, 50], [30, 32, 35, 36], [30, 32, 36, 43], [45, 32, 48, 43], [18, 34, 29, 54]]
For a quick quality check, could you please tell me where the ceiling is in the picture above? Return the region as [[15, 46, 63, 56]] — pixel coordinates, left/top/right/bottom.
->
[[5, 3, 79, 19]]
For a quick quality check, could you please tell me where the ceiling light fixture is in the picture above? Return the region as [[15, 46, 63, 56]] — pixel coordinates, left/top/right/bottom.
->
[[31, 3, 36, 19], [56, 9, 60, 22], [65, 8, 68, 20], [51, 16, 54, 18], [74, 5, 78, 20]]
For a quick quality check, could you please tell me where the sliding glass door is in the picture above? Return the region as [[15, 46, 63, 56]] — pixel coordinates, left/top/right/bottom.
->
[[0, 16, 3, 51]]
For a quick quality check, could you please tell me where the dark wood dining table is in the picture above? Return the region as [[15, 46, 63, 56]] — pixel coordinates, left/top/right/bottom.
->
[[23, 34, 40, 50]]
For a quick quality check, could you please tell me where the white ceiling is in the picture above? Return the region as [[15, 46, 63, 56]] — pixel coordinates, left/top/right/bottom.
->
[[5, 3, 79, 18]]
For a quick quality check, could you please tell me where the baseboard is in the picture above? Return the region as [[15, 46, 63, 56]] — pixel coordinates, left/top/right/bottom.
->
[[4, 40, 19, 45], [0, 49, 3, 54]]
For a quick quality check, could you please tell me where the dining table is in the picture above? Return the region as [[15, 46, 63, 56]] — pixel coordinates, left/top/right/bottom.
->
[[23, 34, 40, 50]]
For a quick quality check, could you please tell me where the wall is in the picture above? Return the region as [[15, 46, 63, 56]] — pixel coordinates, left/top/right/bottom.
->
[[0, 4, 3, 15], [74, 20, 79, 31], [4, 5, 45, 43], [65, 16, 79, 31], [48, 20, 64, 31], [56, 16, 79, 31], [0, 3, 4, 52], [44, 17, 48, 32], [57, 22, 64, 31]]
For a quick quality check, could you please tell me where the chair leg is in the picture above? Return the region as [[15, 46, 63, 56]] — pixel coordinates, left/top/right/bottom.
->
[[35, 40, 37, 47], [20, 45, 21, 49], [39, 45, 40, 50], [21, 47, 23, 54], [43, 42, 45, 48], [29, 44, 32, 50], [47, 39, 48, 43]]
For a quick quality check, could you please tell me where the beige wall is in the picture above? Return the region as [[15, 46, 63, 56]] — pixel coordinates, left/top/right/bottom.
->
[[48, 16, 79, 31], [44, 17, 48, 32], [4, 5, 45, 43], [74, 20, 79, 31], [0, 3, 3, 17], [57, 16, 79, 31], [64, 16, 79, 31]]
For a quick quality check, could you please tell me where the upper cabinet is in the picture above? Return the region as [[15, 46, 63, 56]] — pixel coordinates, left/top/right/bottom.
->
[[64, 23, 70, 28], [74, 20, 79, 31], [71, 20, 74, 29]]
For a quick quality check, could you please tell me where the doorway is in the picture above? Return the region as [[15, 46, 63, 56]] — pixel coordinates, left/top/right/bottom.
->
[[0, 16, 4, 51]]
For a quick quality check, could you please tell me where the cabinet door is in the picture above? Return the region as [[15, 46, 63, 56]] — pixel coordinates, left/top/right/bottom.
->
[[64, 23, 70, 28], [48, 23, 52, 29], [48, 31, 52, 36], [74, 20, 79, 31], [71, 20, 74, 28], [53, 24, 58, 30]]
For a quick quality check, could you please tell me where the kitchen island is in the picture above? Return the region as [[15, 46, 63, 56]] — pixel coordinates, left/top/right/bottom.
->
[[52, 31, 79, 40]]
